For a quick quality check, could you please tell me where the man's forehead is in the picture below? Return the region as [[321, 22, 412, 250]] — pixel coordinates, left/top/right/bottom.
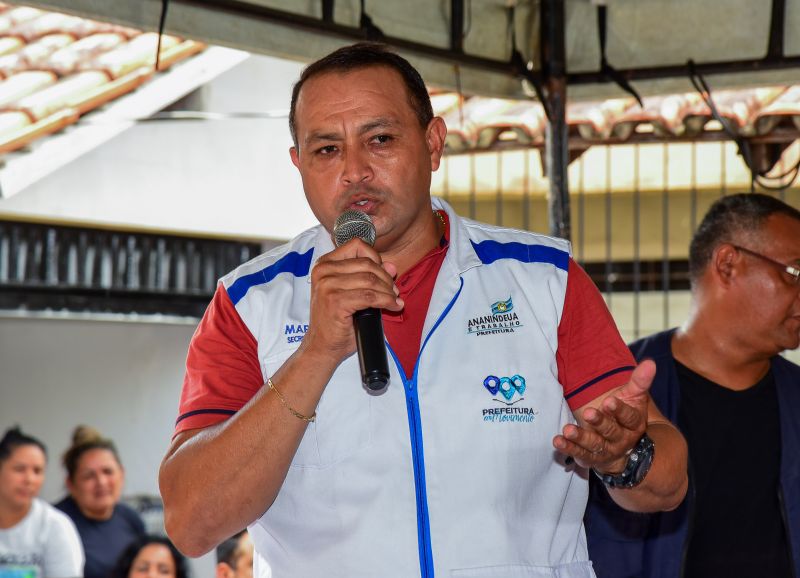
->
[[295, 66, 411, 117], [303, 64, 403, 89], [765, 213, 800, 241], [294, 71, 420, 150], [748, 214, 800, 257]]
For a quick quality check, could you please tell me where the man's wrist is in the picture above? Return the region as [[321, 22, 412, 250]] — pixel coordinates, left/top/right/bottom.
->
[[594, 432, 655, 490]]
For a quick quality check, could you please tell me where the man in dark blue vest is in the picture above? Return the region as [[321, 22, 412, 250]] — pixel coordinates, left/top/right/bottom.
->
[[586, 192, 800, 578]]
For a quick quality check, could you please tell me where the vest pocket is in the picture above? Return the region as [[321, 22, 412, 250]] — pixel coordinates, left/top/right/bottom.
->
[[263, 351, 372, 468]]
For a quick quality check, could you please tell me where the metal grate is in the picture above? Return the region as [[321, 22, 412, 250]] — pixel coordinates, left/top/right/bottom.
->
[[0, 221, 262, 317], [434, 140, 800, 340]]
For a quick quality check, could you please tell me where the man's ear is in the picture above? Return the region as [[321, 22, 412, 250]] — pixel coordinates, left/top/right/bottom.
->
[[712, 244, 739, 286], [290, 146, 300, 170], [426, 117, 447, 171], [216, 562, 234, 578]]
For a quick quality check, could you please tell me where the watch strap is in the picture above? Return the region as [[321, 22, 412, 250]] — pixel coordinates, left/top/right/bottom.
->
[[594, 432, 655, 489]]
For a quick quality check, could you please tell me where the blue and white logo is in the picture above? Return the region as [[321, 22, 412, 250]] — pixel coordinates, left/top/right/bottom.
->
[[466, 296, 523, 336], [491, 297, 513, 315], [483, 374, 526, 401], [481, 373, 537, 423]]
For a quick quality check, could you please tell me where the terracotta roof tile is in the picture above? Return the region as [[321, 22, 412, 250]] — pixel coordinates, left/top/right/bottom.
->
[[436, 84, 800, 153], [0, 6, 43, 35], [0, 69, 55, 106], [751, 85, 800, 135], [0, 32, 73, 77], [0, 2, 206, 154], [49, 32, 126, 76]]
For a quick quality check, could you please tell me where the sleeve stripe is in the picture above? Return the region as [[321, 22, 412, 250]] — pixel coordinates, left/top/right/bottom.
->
[[175, 408, 237, 425], [227, 248, 314, 305], [470, 239, 569, 270], [564, 365, 635, 400]]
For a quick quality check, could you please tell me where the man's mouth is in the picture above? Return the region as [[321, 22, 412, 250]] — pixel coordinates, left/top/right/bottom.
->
[[348, 198, 377, 212]]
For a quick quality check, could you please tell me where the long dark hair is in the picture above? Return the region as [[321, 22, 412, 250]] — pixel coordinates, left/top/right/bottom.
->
[[0, 426, 47, 465], [109, 535, 189, 578]]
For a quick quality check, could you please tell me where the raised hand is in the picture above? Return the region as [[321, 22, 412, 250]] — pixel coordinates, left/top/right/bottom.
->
[[553, 359, 656, 474]]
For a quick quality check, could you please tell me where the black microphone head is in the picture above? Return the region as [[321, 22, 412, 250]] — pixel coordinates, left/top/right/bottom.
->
[[333, 210, 376, 248]]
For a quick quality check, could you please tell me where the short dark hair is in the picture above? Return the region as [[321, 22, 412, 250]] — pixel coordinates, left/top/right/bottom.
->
[[0, 426, 46, 465], [62, 425, 122, 482], [289, 42, 434, 149], [110, 536, 190, 578], [689, 192, 800, 284], [216, 530, 247, 566]]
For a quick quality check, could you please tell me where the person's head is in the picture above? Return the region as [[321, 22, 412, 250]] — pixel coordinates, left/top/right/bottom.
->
[[0, 426, 47, 514], [62, 425, 125, 520], [689, 192, 800, 353], [289, 42, 434, 151], [288, 42, 447, 254], [111, 535, 189, 578], [215, 530, 254, 578]]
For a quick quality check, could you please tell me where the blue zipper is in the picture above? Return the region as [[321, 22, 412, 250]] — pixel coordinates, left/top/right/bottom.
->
[[386, 278, 464, 578]]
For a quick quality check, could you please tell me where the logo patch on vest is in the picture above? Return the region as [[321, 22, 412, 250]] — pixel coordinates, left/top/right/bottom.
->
[[466, 297, 523, 336], [481, 374, 538, 423], [284, 322, 309, 343]]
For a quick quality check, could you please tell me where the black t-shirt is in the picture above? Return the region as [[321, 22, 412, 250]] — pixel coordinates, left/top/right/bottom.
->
[[55, 495, 146, 578], [676, 361, 792, 578]]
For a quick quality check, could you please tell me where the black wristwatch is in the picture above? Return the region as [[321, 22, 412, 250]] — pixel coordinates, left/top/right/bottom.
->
[[594, 432, 655, 489]]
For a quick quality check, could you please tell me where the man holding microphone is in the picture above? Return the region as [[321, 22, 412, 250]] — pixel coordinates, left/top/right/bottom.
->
[[160, 43, 687, 577]]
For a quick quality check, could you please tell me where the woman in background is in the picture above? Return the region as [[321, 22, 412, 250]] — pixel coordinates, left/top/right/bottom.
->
[[0, 426, 84, 577], [56, 425, 145, 578], [110, 535, 189, 578]]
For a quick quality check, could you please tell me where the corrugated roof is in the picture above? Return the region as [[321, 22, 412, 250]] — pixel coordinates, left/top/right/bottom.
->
[[0, 2, 205, 155]]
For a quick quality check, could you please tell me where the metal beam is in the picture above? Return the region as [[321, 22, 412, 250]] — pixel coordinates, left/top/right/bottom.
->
[[450, 0, 464, 53], [541, 0, 570, 241], [321, 0, 335, 24], [171, 0, 517, 75], [22, 0, 800, 101], [767, 0, 787, 59], [568, 55, 800, 85], [25, 0, 527, 100]]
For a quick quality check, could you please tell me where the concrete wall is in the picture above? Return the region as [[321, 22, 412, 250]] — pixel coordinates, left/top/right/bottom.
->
[[0, 314, 217, 574]]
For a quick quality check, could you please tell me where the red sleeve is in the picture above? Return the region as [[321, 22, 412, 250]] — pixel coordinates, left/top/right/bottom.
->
[[174, 284, 264, 436], [557, 259, 636, 410]]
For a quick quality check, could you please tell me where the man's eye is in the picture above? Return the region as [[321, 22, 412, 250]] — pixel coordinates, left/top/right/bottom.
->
[[317, 145, 337, 155], [372, 134, 392, 144]]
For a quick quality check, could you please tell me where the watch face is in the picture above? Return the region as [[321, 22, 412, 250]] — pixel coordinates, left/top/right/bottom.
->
[[598, 433, 655, 489], [630, 439, 655, 486]]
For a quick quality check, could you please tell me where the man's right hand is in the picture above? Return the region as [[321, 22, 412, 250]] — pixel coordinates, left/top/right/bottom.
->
[[160, 238, 405, 557], [300, 237, 404, 367]]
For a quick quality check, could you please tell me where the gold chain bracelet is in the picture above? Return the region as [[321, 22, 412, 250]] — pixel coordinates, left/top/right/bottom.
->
[[268, 378, 316, 422]]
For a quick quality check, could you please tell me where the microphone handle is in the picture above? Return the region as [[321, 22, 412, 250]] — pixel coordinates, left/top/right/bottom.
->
[[353, 307, 390, 391]]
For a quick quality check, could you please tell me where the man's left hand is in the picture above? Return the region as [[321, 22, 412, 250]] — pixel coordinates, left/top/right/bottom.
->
[[553, 359, 656, 474]]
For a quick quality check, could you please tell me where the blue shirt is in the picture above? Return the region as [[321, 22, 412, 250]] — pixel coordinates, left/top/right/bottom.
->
[[54, 496, 144, 578]]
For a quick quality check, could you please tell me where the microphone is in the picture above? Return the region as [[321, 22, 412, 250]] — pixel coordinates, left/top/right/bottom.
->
[[333, 210, 391, 391]]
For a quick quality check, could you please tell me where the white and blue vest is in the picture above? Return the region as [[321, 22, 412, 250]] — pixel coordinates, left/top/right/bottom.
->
[[223, 198, 595, 578]]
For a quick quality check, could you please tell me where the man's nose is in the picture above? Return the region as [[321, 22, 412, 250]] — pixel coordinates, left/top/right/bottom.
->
[[340, 147, 373, 185]]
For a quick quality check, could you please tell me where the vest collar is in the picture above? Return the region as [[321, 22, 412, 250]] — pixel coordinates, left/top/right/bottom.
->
[[306, 197, 483, 280]]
